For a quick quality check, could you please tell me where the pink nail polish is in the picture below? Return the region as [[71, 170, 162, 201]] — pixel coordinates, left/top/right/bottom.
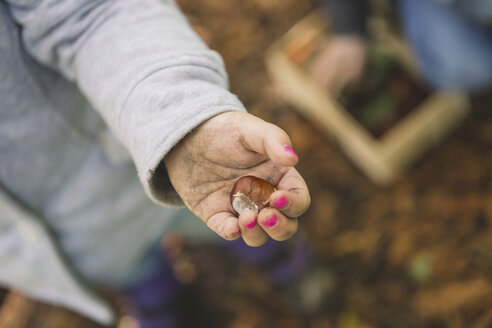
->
[[263, 214, 277, 227], [284, 145, 298, 158], [273, 196, 287, 208], [246, 217, 257, 229]]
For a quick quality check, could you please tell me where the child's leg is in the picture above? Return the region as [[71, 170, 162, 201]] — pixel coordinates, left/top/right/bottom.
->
[[398, 0, 492, 91], [457, 0, 492, 25]]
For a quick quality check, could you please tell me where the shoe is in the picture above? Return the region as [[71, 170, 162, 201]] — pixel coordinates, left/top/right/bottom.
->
[[227, 235, 337, 315], [124, 252, 183, 328]]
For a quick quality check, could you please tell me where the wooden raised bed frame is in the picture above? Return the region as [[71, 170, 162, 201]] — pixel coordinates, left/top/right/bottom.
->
[[266, 11, 470, 185]]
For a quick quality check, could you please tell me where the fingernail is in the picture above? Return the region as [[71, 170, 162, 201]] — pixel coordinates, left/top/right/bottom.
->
[[263, 214, 277, 227], [246, 217, 257, 229], [284, 145, 298, 158], [273, 196, 288, 208]]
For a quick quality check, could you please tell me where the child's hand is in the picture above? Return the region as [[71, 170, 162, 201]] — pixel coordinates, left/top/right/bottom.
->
[[311, 35, 367, 94], [164, 112, 310, 247]]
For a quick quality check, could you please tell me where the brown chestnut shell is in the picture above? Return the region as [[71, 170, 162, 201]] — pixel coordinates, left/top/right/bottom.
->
[[230, 176, 276, 215]]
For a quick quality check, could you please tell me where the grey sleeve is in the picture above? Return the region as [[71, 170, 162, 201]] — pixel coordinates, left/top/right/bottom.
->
[[320, 0, 369, 37], [6, 0, 246, 206]]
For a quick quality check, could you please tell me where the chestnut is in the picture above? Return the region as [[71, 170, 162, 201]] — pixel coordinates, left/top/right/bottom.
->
[[230, 176, 276, 215]]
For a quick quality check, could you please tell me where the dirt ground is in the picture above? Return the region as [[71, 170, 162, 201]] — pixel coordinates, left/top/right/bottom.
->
[[2, 0, 492, 327]]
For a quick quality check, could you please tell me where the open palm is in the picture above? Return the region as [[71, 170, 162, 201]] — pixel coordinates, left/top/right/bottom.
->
[[164, 112, 310, 247]]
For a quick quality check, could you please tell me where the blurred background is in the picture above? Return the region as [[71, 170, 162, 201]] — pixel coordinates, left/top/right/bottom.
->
[[2, 0, 492, 327]]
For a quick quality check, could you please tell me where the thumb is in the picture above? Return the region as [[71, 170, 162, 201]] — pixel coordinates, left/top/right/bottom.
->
[[240, 114, 299, 167]]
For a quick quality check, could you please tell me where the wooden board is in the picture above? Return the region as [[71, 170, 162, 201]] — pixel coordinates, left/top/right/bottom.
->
[[265, 11, 470, 185]]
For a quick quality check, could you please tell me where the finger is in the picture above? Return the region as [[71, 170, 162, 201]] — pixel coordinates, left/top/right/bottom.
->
[[258, 207, 299, 242], [333, 62, 359, 94], [270, 168, 311, 217], [311, 46, 343, 93], [238, 210, 269, 247], [320, 60, 340, 92], [205, 212, 241, 241], [239, 115, 299, 167]]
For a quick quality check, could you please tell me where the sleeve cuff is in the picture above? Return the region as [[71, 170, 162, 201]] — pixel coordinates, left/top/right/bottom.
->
[[118, 66, 247, 206]]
